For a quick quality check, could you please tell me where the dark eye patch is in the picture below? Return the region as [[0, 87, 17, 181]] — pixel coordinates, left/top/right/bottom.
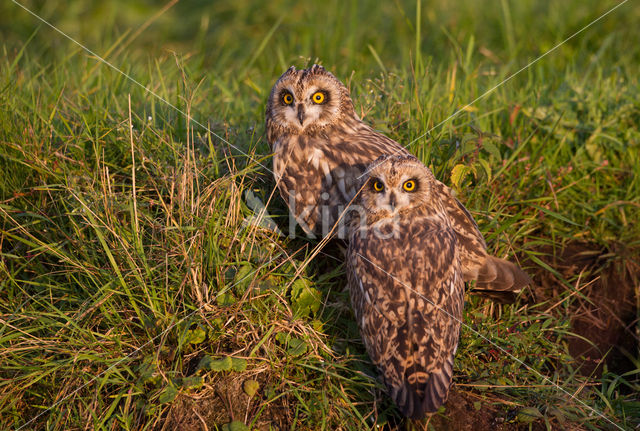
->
[[311, 90, 329, 105], [371, 177, 384, 192], [403, 179, 419, 192], [280, 90, 294, 105]]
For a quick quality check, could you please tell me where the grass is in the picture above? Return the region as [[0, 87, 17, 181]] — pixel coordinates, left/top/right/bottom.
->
[[1, 0, 639, 429]]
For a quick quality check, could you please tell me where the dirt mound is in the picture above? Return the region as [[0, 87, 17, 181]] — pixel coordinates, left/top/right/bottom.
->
[[527, 241, 639, 377], [428, 390, 517, 430]]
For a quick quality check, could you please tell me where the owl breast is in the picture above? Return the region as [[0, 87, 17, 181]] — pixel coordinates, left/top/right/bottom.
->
[[272, 131, 388, 237], [346, 219, 464, 418]]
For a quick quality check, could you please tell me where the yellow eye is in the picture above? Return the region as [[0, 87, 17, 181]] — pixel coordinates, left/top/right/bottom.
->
[[283, 93, 293, 105], [403, 180, 416, 192], [372, 180, 384, 192], [312, 92, 325, 104]]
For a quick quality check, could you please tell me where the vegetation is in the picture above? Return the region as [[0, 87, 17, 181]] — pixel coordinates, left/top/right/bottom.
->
[[1, 0, 639, 429]]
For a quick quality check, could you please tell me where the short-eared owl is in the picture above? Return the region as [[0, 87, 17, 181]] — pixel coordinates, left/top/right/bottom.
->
[[265, 65, 530, 297], [347, 155, 463, 418]]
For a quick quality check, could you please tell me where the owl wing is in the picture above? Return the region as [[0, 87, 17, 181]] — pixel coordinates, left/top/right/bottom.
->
[[432, 182, 532, 298], [432, 181, 488, 277], [347, 221, 464, 419]]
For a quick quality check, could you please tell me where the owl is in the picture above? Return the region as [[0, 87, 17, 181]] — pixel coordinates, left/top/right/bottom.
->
[[265, 64, 530, 298], [346, 155, 464, 419]]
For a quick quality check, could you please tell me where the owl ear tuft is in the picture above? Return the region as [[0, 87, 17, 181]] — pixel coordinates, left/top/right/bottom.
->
[[274, 67, 298, 86], [300, 64, 328, 81], [310, 64, 326, 74], [280, 66, 296, 78]]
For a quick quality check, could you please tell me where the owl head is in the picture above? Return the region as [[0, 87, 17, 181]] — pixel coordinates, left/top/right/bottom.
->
[[265, 64, 356, 142], [357, 155, 446, 224]]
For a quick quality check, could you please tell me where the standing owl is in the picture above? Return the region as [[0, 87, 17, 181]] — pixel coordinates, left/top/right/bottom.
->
[[265, 64, 530, 298], [346, 155, 463, 419]]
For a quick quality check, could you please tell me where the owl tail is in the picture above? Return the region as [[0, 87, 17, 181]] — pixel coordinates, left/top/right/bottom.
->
[[392, 356, 455, 419], [470, 255, 532, 302]]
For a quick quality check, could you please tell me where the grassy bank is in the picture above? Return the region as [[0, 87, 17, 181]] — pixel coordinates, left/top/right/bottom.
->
[[1, 0, 639, 429]]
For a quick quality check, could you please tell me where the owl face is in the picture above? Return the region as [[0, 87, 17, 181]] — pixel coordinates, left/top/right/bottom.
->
[[266, 64, 354, 136], [359, 155, 440, 223]]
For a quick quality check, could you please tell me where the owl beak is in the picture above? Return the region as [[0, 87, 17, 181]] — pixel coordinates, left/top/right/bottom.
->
[[297, 104, 306, 125], [388, 192, 396, 209]]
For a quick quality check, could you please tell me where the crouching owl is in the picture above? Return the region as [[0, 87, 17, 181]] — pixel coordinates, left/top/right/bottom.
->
[[346, 155, 464, 419]]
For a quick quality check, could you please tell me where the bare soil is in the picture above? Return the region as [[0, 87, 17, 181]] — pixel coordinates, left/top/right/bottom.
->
[[526, 241, 639, 377], [161, 372, 294, 431]]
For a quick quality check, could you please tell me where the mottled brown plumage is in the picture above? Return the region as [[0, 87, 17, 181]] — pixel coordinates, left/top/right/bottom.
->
[[265, 64, 531, 298], [347, 155, 463, 418]]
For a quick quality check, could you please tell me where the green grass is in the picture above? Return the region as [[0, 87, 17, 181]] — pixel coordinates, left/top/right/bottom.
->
[[1, 0, 639, 429]]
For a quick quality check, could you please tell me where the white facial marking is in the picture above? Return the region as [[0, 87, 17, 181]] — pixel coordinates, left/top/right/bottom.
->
[[283, 105, 300, 128]]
